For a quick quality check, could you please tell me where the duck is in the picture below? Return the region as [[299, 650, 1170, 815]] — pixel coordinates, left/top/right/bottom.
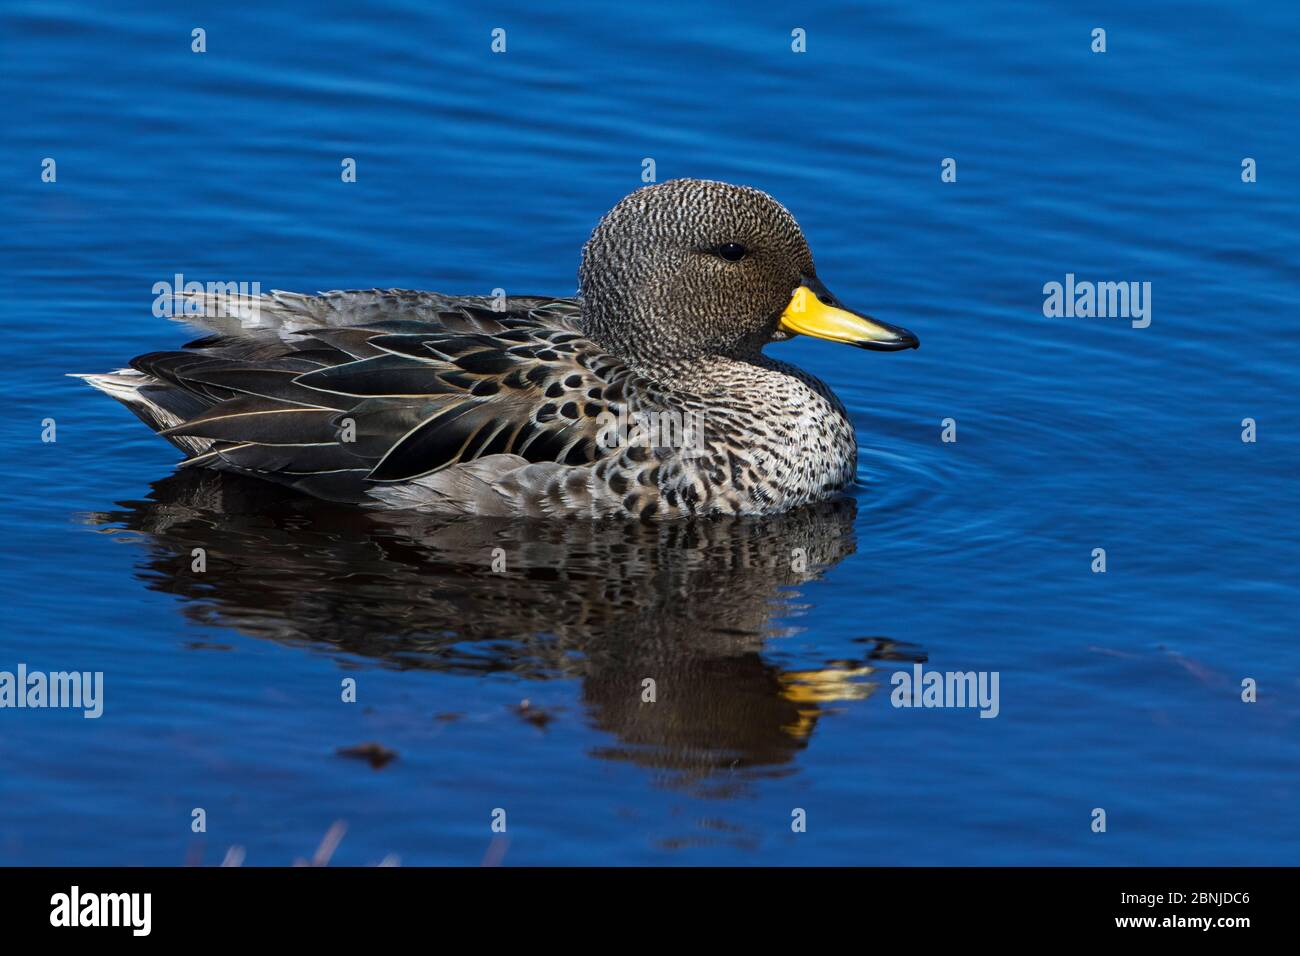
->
[[75, 179, 918, 518]]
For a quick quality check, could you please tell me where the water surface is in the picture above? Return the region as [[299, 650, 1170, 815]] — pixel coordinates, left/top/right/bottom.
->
[[1, 0, 1297, 864]]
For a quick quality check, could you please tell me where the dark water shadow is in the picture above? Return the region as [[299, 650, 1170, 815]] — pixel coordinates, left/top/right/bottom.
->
[[86, 472, 923, 790]]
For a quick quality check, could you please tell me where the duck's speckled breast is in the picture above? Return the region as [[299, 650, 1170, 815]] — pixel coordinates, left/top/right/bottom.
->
[[654, 355, 858, 517]]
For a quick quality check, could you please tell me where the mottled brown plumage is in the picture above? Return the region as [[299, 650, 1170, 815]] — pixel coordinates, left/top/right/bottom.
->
[[75, 179, 917, 517]]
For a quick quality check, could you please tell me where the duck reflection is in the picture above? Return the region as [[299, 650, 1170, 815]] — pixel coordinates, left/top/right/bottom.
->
[[87, 472, 922, 786]]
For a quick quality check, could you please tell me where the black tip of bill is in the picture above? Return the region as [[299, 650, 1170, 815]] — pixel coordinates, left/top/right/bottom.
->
[[856, 325, 919, 351]]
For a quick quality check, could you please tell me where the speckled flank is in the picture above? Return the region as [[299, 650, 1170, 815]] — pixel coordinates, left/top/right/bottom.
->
[[77, 179, 865, 518]]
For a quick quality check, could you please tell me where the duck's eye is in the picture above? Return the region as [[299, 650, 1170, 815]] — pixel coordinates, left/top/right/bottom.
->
[[712, 242, 747, 262]]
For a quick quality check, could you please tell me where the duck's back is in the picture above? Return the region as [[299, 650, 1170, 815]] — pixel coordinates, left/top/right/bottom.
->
[[78, 290, 654, 513]]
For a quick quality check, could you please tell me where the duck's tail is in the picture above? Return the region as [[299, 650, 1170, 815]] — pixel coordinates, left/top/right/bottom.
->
[[68, 370, 215, 457]]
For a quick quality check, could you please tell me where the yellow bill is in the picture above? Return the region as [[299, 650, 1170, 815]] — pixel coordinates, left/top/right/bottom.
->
[[779, 275, 919, 351]]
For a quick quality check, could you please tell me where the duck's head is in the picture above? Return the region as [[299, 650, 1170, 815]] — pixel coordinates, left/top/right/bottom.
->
[[578, 178, 918, 371]]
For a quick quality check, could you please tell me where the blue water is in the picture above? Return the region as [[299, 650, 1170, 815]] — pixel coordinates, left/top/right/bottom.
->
[[1, 0, 1297, 865]]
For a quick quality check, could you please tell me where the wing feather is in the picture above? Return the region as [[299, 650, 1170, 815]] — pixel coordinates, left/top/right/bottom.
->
[[84, 290, 678, 503]]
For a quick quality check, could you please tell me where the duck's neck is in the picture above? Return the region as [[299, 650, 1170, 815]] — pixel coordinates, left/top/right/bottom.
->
[[578, 300, 775, 387], [635, 353, 765, 393]]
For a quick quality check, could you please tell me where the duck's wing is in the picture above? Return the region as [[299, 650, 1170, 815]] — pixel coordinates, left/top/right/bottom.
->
[[81, 299, 676, 506], [169, 288, 583, 343]]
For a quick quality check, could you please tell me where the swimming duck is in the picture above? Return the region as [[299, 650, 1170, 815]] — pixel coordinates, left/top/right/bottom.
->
[[76, 179, 917, 518]]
